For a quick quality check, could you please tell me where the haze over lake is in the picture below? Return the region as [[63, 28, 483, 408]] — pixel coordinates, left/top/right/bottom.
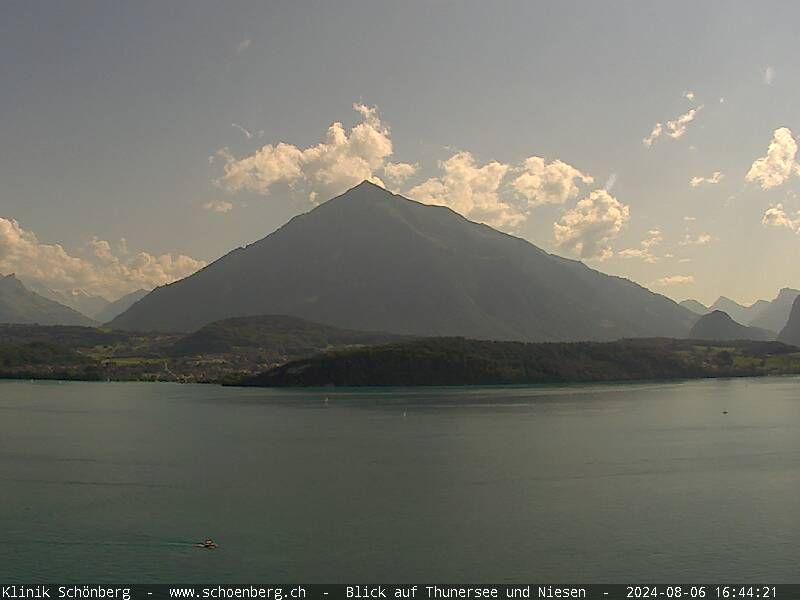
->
[[2, 379, 799, 583]]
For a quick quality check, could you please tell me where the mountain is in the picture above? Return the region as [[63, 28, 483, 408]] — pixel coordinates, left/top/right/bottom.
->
[[749, 288, 800, 333], [95, 289, 150, 324], [679, 299, 709, 315], [0, 274, 96, 326], [688, 310, 774, 341], [169, 314, 404, 356], [25, 282, 110, 319], [708, 296, 767, 325], [110, 181, 696, 341], [777, 297, 800, 347]]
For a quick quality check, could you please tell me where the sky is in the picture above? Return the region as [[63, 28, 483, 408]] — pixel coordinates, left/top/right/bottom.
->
[[1, 1, 799, 304]]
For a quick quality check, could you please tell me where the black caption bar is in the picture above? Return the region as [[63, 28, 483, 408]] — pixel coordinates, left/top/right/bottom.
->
[[0, 585, 795, 600]]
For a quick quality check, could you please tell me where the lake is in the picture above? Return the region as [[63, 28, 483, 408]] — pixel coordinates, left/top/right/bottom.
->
[[1, 378, 799, 583]]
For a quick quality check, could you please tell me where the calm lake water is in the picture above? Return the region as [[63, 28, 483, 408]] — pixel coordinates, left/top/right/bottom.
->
[[1, 378, 799, 583]]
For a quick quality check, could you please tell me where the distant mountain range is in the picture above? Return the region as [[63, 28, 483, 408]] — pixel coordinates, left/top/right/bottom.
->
[[0, 274, 95, 326], [679, 299, 709, 315], [110, 181, 696, 341], [25, 282, 110, 320], [778, 297, 800, 346], [94, 289, 150, 323], [749, 288, 800, 332], [681, 288, 800, 334], [688, 310, 774, 342], [24, 282, 150, 323]]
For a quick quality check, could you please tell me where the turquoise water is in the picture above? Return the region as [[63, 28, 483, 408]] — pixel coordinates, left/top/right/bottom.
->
[[1, 378, 799, 583]]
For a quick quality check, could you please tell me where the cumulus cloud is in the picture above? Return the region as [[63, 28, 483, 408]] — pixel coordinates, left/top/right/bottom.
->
[[203, 200, 234, 214], [745, 127, 799, 189], [683, 90, 695, 101], [383, 162, 418, 185], [689, 171, 723, 187], [653, 275, 695, 287], [643, 106, 703, 148], [762, 204, 800, 233], [216, 103, 393, 202], [618, 229, 663, 263], [408, 152, 521, 228], [511, 157, 593, 207], [0, 217, 206, 300], [553, 190, 630, 260]]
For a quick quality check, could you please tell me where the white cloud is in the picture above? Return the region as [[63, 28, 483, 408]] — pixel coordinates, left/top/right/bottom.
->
[[618, 229, 663, 263], [764, 65, 775, 86], [511, 157, 593, 207], [214, 103, 600, 234], [653, 275, 695, 287], [689, 171, 723, 187], [642, 123, 663, 148], [408, 152, 521, 228], [679, 233, 712, 246], [0, 217, 205, 300], [216, 103, 393, 202], [383, 162, 418, 185], [683, 90, 695, 101], [604, 172, 617, 192], [643, 106, 703, 148], [762, 203, 800, 233], [203, 200, 234, 214], [745, 127, 799, 189], [553, 190, 630, 260]]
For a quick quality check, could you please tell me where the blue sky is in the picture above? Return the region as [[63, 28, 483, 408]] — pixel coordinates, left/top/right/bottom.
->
[[1, 1, 799, 303]]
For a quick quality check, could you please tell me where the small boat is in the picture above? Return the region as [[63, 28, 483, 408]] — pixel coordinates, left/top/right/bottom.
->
[[195, 539, 217, 549]]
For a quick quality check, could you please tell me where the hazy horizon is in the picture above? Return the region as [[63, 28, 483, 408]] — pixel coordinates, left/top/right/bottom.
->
[[2, 1, 800, 305]]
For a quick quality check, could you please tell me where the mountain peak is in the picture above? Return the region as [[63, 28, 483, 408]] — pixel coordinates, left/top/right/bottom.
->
[[110, 184, 695, 339], [354, 179, 384, 190], [689, 310, 774, 341]]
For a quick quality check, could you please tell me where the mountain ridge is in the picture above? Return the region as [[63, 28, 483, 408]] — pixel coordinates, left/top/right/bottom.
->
[[110, 181, 696, 341], [0, 274, 97, 326]]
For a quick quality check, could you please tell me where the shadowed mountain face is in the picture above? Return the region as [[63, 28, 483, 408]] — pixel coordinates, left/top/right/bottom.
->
[[96, 289, 150, 324], [0, 274, 96, 326], [688, 310, 774, 342], [110, 182, 695, 341], [777, 297, 800, 347], [749, 288, 800, 333]]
